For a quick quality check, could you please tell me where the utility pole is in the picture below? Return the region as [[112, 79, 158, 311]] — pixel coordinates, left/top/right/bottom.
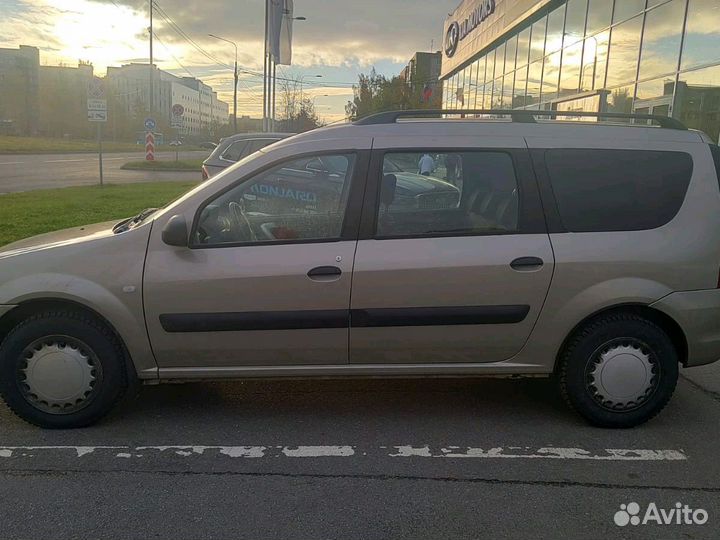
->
[[271, 57, 276, 131], [209, 34, 238, 133], [149, 0, 153, 117], [263, 0, 269, 132], [233, 58, 238, 132]]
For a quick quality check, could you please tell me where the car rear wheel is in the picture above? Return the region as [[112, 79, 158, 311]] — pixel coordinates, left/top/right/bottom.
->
[[0, 310, 128, 429], [557, 313, 679, 428]]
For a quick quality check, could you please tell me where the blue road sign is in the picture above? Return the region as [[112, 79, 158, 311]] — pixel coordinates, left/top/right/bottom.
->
[[144, 117, 156, 131]]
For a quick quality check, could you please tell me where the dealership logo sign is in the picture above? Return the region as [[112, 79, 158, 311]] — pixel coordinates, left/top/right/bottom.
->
[[445, 22, 459, 57], [445, 0, 496, 57]]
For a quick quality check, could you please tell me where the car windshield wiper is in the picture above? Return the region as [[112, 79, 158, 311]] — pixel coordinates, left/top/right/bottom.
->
[[113, 208, 158, 233]]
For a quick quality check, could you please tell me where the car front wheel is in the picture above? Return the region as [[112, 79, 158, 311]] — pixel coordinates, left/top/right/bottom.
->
[[557, 313, 679, 428], [0, 310, 128, 429]]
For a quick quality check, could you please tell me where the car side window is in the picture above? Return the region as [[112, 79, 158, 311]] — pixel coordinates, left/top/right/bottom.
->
[[376, 151, 520, 237], [546, 149, 693, 232], [221, 141, 249, 162], [194, 153, 356, 246]]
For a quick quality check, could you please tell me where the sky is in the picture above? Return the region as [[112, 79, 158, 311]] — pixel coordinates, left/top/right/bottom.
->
[[0, 0, 458, 121]]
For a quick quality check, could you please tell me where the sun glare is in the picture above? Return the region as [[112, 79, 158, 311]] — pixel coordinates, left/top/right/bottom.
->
[[50, 0, 148, 74]]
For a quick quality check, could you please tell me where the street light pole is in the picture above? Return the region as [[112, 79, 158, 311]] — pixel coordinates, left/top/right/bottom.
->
[[209, 34, 238, 133], [149, 0, 153, 117]]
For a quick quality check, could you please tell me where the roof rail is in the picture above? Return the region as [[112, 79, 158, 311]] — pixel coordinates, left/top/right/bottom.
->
[[353, 109, 688, 130]]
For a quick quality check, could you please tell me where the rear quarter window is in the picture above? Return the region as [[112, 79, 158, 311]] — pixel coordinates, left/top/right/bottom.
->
[[221, 140, 249, 162], [545, 149, 693, 232]]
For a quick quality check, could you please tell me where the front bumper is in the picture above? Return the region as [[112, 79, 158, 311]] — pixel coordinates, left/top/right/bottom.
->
[[651, 289, 720, 367]]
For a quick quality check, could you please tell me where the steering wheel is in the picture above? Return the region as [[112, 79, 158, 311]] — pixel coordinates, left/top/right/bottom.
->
[[228, 200, 258, 242]]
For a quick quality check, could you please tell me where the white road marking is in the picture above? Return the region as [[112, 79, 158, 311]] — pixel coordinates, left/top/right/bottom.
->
[[135, 445, 265, 458], [0, 445, 125, 457], [282, 446, 355, 457], [43, 159, 84, 163], [0, 445, 688, 461], [0, 161, 24, 165], [391, 446, 687, 460]]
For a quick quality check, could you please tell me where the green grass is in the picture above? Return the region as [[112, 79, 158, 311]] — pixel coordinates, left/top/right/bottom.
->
[[0, 135, 202, 154], [120, 159, 204, 172], [0, 182, 198, 247]]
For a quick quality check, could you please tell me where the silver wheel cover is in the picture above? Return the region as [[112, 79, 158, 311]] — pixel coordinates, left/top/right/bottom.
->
[[18, 336, 101, 414], [587, 341, 658, 411]]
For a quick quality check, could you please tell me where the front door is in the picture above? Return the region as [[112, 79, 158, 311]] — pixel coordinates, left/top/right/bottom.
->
[[350, 142, 554, 364], [144, 151, 367, 371]]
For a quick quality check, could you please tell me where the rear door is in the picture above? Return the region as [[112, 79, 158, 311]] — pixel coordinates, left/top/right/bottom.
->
[[349, 136, 554, 364]]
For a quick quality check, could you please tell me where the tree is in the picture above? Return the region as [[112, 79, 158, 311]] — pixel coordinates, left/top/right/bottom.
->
[[345, 69, 395, 121], [345, 67, 440, 121], [276, 74, 321, 132], [609, 88, 632, 114]]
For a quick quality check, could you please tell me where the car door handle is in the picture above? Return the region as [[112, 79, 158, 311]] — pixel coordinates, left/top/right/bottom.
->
[[307, 266, 342, 279], [510, 257, 544, 270]]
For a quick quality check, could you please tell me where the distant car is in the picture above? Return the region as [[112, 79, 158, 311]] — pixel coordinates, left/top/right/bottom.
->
[[202, 132, 295, 180], [199, 141, 217, 150], [169, 140, 183, 147]]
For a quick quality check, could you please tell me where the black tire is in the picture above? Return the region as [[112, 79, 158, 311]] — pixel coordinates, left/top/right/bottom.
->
[[557, 313, 679, 428], [0, 310, 128, 429]]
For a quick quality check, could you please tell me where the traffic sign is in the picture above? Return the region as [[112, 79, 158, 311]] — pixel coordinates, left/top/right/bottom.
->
[[172, 103, 184, 117], [87, 77, 107, 123], [145, 131, 155, 161], [144, 117, 157, 131], [87, 99, 107, 111], [170, 117, 183, 129], [87, 77, 105, 99], [87, 110, 107, 122]]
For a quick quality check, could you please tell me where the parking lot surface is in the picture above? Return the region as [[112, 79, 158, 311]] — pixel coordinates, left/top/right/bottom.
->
[[0, 371, 718, 539]]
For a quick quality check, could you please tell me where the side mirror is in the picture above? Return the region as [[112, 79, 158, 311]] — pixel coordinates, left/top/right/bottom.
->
[[161, 214, 189, 247]]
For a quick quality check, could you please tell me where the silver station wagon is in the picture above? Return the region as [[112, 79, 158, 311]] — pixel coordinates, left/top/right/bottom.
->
[[2, 109, 720, 429]]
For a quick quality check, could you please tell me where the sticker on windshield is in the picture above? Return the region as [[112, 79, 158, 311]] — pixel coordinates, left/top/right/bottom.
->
[[251, 183, 318, 203]]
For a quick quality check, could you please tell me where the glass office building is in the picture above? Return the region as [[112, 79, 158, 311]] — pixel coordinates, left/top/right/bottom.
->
[[441, 0, 720, 141]]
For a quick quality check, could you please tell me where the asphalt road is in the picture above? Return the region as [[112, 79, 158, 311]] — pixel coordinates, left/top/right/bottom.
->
[[1, 366, 719, 539], [0, 151, 208, 193]]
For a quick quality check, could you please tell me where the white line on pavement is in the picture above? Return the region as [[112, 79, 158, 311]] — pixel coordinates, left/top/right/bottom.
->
[[43, 159, 85, 163], [0, 162, 24, 165], [0, 445, 688, 461]]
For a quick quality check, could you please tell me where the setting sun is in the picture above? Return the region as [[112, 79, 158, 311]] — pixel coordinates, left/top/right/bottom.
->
[[48, 0, 148, 74]]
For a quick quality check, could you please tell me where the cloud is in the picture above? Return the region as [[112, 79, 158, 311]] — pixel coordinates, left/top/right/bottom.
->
[[2, 0, 458, 117], [111, 0, 455, 68]]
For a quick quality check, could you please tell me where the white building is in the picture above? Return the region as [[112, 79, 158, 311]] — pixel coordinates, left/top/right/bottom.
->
[[106, 63, 229, 135]]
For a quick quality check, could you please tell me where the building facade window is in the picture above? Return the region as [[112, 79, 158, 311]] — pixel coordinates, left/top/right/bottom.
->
[[638, 0, 685, 81], [440, 0, 719, 141]]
